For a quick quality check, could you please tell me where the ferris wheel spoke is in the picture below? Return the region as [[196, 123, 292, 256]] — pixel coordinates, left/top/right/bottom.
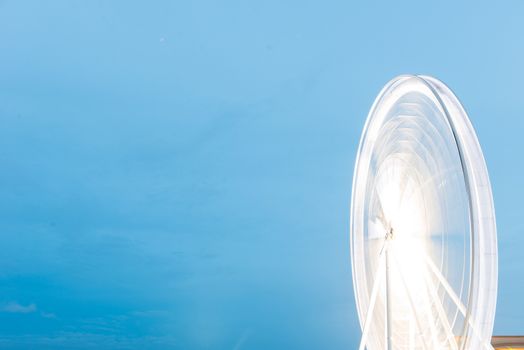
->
[[422, 267, 459, 350], [391, 247, 440, 349], [423, 253, 494, 350], [368, 217, 388, 241], [397, 169, 417, 209], [374, 191, 389, 229], [389, 249, 429, 350], [423, 253, 466, 315], [359, 240, 388, 350], [405, 165, 457, 204]]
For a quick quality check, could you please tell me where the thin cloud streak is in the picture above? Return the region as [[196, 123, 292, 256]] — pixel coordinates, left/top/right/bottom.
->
[[2, 301, 37, 314]]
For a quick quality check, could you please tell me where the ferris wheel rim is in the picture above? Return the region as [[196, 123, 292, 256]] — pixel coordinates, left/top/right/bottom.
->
[[350, 75, 498, 350]]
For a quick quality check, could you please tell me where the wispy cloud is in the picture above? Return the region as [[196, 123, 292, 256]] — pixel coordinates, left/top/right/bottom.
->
[[0, 332, 178, 348], [2, 301, 37, 314], [233, 329, 252, 350], [40, 311, 56, 319]]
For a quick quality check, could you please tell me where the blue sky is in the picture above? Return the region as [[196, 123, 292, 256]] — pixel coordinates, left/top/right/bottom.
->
[[0, 0, 523, 349]]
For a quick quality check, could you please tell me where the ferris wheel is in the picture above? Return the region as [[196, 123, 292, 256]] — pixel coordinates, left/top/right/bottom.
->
[[350, 75, 498, 350]]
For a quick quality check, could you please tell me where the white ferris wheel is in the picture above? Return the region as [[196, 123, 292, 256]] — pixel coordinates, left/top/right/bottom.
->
[[351, 75, 498, 350]]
